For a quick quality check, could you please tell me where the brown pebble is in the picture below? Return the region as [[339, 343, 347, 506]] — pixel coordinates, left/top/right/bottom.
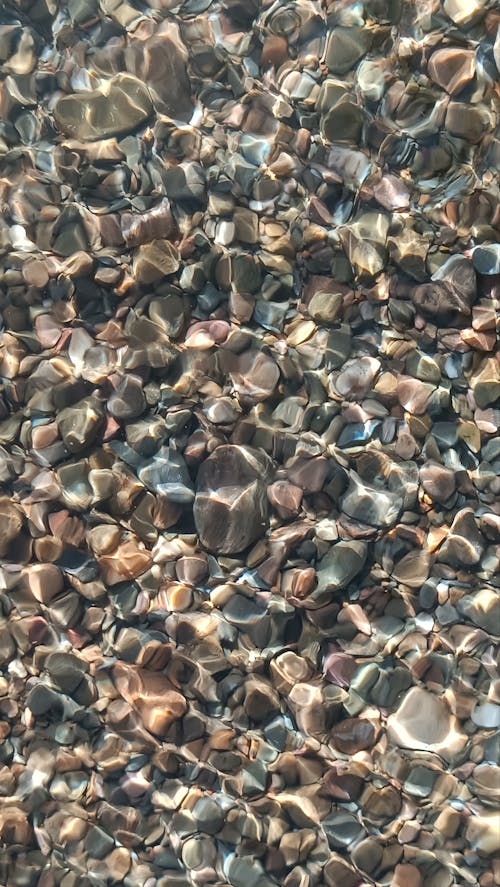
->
[[22, 259, 49, 288], [23, 564, 64, 603], [331, 718, 376, 754], [391, 863, 422, 887]]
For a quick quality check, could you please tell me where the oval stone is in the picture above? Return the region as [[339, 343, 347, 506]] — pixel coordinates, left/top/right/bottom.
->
[[194, 445, 272, 554]]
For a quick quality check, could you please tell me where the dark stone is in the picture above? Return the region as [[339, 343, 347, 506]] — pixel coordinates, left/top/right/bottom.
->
[[194, 445, 272, 554]]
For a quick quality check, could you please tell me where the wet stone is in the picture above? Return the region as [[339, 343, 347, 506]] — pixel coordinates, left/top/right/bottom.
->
[[139, 446, 194, 503], [107, 375, 146, 421], [133, 240, 180, 283], [387, 687, 466, 760], [57, 397, 105, 454], [325, 27, 372, 74], [323, 811, 365, 849], [331, 718, 376, 754], [0, 1, 497, 884], [315, 541, 368, 596], [428, 47, 476, 95], [125, 24, 193, 121], [0, 497, 23, 556], [420, 462, 456, 504], [341, 473, 403, 529], [412, 281, 475, 321], [194, 445, 272, 554], [472, 244, 500, 275], [446, 103, 491, 143], [54, 74, 153, 141]]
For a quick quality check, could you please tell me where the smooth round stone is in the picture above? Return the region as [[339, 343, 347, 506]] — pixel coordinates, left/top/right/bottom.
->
[[438, 508, 485, 566], [341, 474, 402, 528], [333, 357, 380, 399], [230, 253, 261, 292], [323, 855, 359, 887], [387, 687, 466, 760], [244, 678, 280, 721], [316, 540, 368, 594], [121, 200, 174, 248], [351, 838, 383, 875], [23, 563, 64, 603], [68, 0, 98, 24], [253, 300, 288, 332], [445, 102, 491, 143], [403, 765, 437, 798], [233, 207, 258, 243], [405, 351, 441, 383], [391, 550, 433, 588], [471, 702, 500, 729], [181, 835, 216, 870], [125, 417, 167, 457], [193, 797, 224, 834], [264, 715, 290, 751], [323, 811, 365, 848], [27, 684, 64, 716], [107, 848, 131, 882], [308, 290, 343, 323], [326, 327, 352, 369], [138, 447, 194, 503], [321, 100, 364, 146], [428, 47, 476, 95], [419, 462, 456, 504], [472, 244, 500, 275], [412, 281, 471, 320], [391, 864, 423, 887], [358, 58, 387, 101], [45, 652, 87, 695], [325, 27, 372, 74], [225, 856, 272, 887], [22, 259, 49, 288], [114, 663, 187, 738], [55, 546, 99, 582], [331, 717, 376, 753], [194, 445, 272, 554], [53, 74, 153, 141], [85, 825, 114, 859], [107, 375, 146, 420], [465, 811, 499, 854], [125, 24, 193, 121]]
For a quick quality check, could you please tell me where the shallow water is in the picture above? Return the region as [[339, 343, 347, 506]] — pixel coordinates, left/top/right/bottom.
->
[[0, 0, 499, 885]]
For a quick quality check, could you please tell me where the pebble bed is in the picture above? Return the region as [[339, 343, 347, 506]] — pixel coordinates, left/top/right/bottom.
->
[[0, 0, 499, 886]]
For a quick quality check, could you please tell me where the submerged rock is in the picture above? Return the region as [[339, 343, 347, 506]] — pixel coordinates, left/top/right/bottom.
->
[[341, 473, 403, 529], [194, 445, 272, 554], [53, 74, 153, 140], [315, 541, 368, 595], [387, 687, 467, 761]]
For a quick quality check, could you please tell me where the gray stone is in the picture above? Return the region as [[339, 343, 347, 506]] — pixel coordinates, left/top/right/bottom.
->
[[139, 446, 194, 503], [194, 445, 272, 554], [54, 74, 153, 141], [57, 397, 105, 454], [341, 473, 403, 528], [316, 540, 368, 594]]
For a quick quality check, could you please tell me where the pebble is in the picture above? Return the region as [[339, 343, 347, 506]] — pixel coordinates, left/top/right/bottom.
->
[[133, 239, 181, 283], [194, 445, 271, 554], [428, 48, 476, 96], [0, 497, 23, 556], [315, 541, 368, 597], [387, 687, 467, 761], [54, 74, 153, 140]]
